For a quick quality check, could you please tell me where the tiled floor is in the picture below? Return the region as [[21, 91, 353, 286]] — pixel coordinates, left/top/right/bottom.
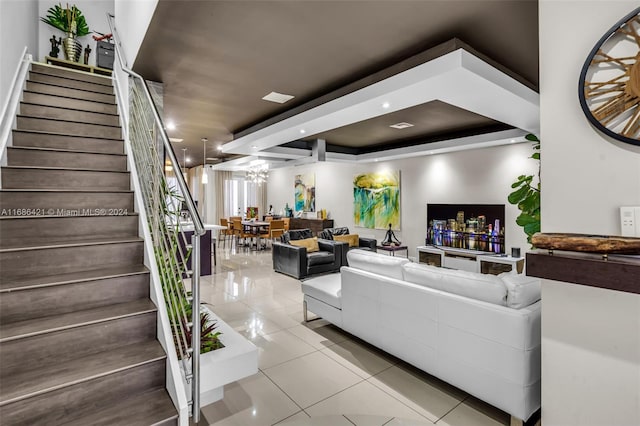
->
[[193, 246, 514, 426]]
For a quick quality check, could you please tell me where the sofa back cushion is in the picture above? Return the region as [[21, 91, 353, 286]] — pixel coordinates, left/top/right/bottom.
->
[[282, 229, 313, 243], [290, 237, 320, 253], [334, 234, 359, 247], [499, 273, 541, 308], [402, 262, 507, 306], [319, 227, 350, 240], [346, 249, 409, 280]]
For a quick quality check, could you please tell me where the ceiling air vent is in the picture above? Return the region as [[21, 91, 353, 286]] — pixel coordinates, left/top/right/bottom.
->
[[389, 122, 414, 129], [262, 91, 295, 104], [169, 138, 184, 143]]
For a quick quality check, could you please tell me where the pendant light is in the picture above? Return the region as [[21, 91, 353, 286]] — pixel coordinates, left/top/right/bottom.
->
[[201, 138, 208, 184]]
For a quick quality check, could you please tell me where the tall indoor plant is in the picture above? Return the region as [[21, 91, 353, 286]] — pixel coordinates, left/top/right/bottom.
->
[[508, 134, 540, 246], [40, 3, 90, 62]]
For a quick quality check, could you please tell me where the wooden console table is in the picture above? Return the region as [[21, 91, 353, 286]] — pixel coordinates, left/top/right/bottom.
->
[[45, 56, 113, 76], [289, 218, 333, 236]]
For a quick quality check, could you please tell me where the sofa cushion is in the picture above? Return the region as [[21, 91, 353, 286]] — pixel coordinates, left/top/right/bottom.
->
[[500, 272, 541, 308], [282, 229, 313, 243], [301, 273, 342, 309], [307, 250, 335, 266], [402, 262, 507, 306], [290, 237, 319, 253], [334, 234, 359, 247], [347, 249, 409, 280]]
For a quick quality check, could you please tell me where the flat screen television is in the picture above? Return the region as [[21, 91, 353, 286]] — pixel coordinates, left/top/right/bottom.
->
[[426, 204, 505, 254]]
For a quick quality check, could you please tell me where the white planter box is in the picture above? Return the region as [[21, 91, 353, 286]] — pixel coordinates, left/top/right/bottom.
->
[[182, 306, 258, 406]]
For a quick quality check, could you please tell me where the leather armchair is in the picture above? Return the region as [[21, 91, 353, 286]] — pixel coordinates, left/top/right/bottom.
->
[[272, 229, 346, 279], [318, 227, 377, 266]]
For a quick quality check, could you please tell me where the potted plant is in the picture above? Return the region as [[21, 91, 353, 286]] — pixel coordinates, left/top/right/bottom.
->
[[40, 3, 90, 62], [508, 134, 541, 246]]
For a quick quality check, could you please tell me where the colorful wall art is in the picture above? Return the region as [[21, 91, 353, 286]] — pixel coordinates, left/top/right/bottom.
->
[[295, 173, 315, 212], [353, 170, 400, 229]]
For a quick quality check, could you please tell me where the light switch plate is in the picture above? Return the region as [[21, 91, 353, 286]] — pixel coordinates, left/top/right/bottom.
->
[[620, 206, 640, 237]]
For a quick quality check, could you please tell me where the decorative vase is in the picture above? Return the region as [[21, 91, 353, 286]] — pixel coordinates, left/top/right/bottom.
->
[[62, 33, 82, 62]]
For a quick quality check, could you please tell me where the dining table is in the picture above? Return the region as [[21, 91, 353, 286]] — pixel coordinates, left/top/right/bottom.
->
[[241, 220, 271, 250]]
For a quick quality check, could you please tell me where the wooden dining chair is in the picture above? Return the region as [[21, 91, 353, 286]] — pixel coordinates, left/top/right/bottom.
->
[[232, 219, 253, 247], [269, 219, 285, 243], [219, 218, 231, 247], [282, 217, 290, 231]]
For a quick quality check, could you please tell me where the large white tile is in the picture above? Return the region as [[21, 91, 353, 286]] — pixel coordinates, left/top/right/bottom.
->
[[263, 351, 363, 408], [437, 400, 507, 426], [343, 414, 393, 426], [257, 306, 303, 330], [278, 414, 354, 426], [224, 311, 289, 339], [384, 417, 434, 425], [273, 410, 311, 425], [305, 380, 429, 422], [251, 329, 316, 369], [244, 294, 300, 314], [321, 339, 397, 379], [367, 365, 464, 423], [208, 301, 256, 322], [287, 324, 350, 350], [199, 371, 300, 425]]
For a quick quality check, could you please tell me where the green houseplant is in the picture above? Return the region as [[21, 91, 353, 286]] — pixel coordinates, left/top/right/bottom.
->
[[40, 3, 90, 62], [508, 134, 540, 246]]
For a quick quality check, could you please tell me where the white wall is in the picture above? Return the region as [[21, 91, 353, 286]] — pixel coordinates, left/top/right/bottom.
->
[[267, 142, 537, 259], [113, 0, 158, 67], [0, 0, 38, 104], [539, 1, 640, 425], [37, 0, 114, 67]]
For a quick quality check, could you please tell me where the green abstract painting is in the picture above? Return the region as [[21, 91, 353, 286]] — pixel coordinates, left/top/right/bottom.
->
[[295, 173, 315, 212], [353, 171, 400, 230]]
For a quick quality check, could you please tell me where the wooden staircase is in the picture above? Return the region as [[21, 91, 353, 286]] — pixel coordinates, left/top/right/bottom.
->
[[0, 63, 178, 425]]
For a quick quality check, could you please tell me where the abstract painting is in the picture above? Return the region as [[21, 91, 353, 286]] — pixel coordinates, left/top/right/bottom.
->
[[353, 170, 400, 229], [295, 173, 315, 212]]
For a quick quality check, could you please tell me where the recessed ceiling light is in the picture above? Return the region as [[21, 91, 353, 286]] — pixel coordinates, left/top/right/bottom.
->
[[389, 122, 414, 129], [252, 145, 258, 150], [510, 139, 517, 143], [262, 91, 295, 104], [166, 122, 176, 130], [169, 138, 183, 143], [217, 145, 223, 151], [300, 129, 306, 134], [186, 157, 191, 163], [382, 102, 390, 109]]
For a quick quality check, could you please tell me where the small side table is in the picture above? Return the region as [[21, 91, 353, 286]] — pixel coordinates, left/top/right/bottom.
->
[[376, 245, 408, 257]]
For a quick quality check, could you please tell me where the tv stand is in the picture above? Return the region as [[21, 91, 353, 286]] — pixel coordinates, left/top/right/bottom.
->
[[417, 245, 524, 274]]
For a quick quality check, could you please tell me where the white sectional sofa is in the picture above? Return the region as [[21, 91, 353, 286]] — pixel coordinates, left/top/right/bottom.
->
[[301, 249, 541, 425]]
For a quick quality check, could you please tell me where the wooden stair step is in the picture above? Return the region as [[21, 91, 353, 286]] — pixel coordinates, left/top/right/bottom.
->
[[12, 129, 124, 154], [7, 146, 127, 170], [0, 264, 148, 293], [64, 388, 178, 426], [23, 90, 118, 114], [0, 299, 157, 342], [0, 340, 165, 406], [31, 62, 113, 86], [16, 115, 122, 139], [29, 70, 114, 94], [25, 81, 115, 104], [19, 102, 120, 126]]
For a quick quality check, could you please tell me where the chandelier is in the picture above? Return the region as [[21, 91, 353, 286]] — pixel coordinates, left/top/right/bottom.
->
[[246, 163, 269, 185]]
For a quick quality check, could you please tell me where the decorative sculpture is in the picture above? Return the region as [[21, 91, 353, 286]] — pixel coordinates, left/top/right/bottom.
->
[[49, 35, 61, 58], [83, 44, 92, 65], [381, 223, 401, 246]]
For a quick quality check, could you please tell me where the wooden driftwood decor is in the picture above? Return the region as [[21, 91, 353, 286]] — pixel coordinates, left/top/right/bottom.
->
[[532, 233, 640, 254]]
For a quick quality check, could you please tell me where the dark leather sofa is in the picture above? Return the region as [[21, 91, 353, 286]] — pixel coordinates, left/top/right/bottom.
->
[[318, 227, 377, 266], [272, 229, 346, 279]]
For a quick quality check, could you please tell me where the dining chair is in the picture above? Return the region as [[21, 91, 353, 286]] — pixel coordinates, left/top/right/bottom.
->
[[282, 217, 290, 231], [232, 219, 253, 248], [219, 218, 231, 247], [269, 219, 285, 243]]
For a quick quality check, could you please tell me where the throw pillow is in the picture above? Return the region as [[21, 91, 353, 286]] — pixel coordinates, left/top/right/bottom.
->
[[499, 272, 541, 308], [334, 234, 359, 247], [290, 237, 319, 253]]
